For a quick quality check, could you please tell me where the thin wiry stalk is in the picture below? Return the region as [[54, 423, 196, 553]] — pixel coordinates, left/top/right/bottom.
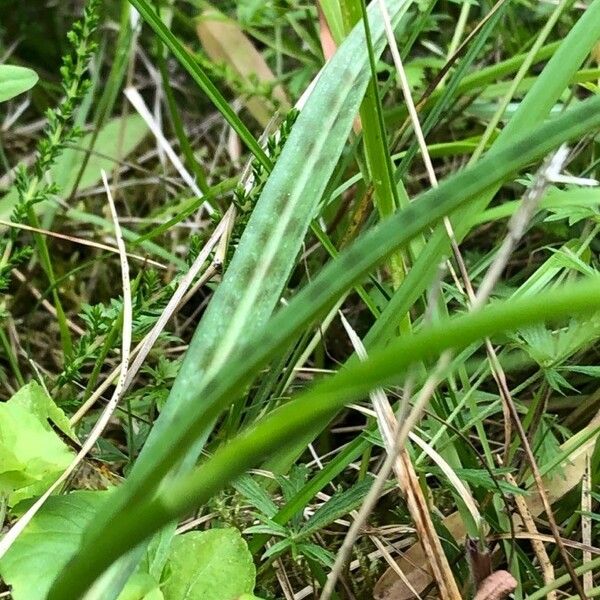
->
[[582, 451, 593, 593], [505, 471, 556, 598]]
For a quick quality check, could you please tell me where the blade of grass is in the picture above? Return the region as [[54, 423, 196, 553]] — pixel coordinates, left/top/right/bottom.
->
[[156, 41, 210, 196], [356, 0, 410, 289], [48, 277, 600, 598], [131, 0, 413, 489], [75, 0, 414, 595], [26, 209, 73, 359]]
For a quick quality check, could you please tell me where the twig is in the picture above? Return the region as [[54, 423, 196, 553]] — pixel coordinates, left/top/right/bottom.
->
[[582, 449, 593, 594], [505, 471, 556, 598]]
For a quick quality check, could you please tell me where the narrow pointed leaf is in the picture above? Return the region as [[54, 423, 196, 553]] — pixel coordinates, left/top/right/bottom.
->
[[126, 0, 412, 505], [70, 0, 413, 595]]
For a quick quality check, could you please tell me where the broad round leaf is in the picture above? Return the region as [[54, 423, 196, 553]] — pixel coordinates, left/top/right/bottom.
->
[[162, 528, 255, 600], [0, 491, 109, 599]]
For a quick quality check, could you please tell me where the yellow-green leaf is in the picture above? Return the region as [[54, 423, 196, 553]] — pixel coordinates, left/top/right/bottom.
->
[[0, 65, 38, 103]]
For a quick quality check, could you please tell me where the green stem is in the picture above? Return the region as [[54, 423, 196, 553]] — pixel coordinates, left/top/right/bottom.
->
[[27, 208, 73, 359], [527, 556, 600, 600], [0, 327, 24, 387], [156, 42, 211, 197]]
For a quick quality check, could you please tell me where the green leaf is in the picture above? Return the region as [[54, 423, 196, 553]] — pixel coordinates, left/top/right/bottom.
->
[[10, 381, 77, 442], [233, 475, 278, 518], [0, 114, 149, 220], [532, 419, 564, 469], [117, 573, 164, 600], [162, 529, 255, 600], [0, 382, 75, 506], [297, 542, 336, 567], [244, 518, 288, 537], [475, 185, 600, 226], [545, 368, 577, 393], [85, 0, 413, 594], [142, 526, 175, 582], [0, 491, 109, 600], [260, 538, 291, 560], [562, 365, 600, 377], [0, 65, 38, 103], [425, 468, 524, 495], [298, 477, 375, 538]]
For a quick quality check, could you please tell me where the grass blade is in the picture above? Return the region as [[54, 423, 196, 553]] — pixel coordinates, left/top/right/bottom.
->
[[69, 0, 414, 594]]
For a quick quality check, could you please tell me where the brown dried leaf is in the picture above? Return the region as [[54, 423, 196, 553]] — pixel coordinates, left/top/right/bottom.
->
[[473, 571, 518, 600], [196, 4, 290, 126], [374, 511, 464, 599]]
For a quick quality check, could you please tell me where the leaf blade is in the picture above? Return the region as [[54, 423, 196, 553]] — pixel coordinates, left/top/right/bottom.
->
[[0, 65, 38, 103]]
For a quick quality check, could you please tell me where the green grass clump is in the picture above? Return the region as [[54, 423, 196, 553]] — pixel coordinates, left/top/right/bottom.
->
[[0, 0, 599, 599]]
